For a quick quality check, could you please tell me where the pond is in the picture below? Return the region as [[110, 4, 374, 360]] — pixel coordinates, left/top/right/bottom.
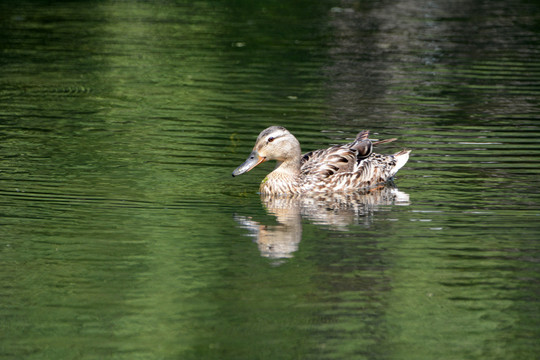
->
[[1, 0, 539, 359]]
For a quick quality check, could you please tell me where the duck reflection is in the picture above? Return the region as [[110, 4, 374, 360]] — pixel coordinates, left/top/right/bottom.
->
[[235, 185, 409, 259]]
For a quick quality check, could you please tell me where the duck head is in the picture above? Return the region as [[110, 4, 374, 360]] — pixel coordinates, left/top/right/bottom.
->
[[232, 126, 301, 177]]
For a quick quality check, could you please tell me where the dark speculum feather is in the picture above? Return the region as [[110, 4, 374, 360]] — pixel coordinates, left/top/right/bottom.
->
[[353, 140, 372, 158], [302, 151, 313, 161], [351, 130, 373, 158]]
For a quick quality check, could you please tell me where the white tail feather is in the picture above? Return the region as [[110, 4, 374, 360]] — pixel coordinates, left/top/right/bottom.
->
[[391, 150, 411, 176]]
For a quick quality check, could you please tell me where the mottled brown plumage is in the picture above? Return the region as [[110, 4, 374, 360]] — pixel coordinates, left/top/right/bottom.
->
[[232, 126, 410, 195]]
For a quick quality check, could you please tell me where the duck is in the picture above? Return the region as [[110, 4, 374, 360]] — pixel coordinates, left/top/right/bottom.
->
[[232, 126, 410, 195]]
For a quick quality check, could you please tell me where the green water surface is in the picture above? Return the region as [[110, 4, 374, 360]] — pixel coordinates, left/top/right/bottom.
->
[[1, 1, 540, 359]]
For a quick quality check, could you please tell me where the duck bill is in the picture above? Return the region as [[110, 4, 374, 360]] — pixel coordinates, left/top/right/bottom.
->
[[232, 151, 266, 177]]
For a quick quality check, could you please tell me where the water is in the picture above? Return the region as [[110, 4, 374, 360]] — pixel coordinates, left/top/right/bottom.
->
[[1, 0, 539, 359]]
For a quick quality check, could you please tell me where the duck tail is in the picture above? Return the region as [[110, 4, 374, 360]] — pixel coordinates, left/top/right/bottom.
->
[[391, 150, 411, 176]]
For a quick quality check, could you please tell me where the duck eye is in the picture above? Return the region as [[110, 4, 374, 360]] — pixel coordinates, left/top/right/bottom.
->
[[268, 137, 275, 143]]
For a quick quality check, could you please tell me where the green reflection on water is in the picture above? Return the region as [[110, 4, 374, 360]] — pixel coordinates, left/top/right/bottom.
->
[[1, 0, 540, 359]]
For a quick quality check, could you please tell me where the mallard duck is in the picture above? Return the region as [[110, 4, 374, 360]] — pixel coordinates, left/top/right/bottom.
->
[[232, 126, 410, 195]]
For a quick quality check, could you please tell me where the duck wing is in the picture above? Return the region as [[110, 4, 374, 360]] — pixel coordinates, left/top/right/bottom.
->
[[301, 145, 358, 178], [319, 150, 411, 191], [300, 130, 373, 178]]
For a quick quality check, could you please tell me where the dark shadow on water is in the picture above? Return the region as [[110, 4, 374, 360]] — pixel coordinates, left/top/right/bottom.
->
[[235, 184, 409, 260]]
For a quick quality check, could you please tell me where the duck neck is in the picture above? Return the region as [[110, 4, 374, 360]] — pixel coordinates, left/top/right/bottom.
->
[[273, 155, 301, 177]]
